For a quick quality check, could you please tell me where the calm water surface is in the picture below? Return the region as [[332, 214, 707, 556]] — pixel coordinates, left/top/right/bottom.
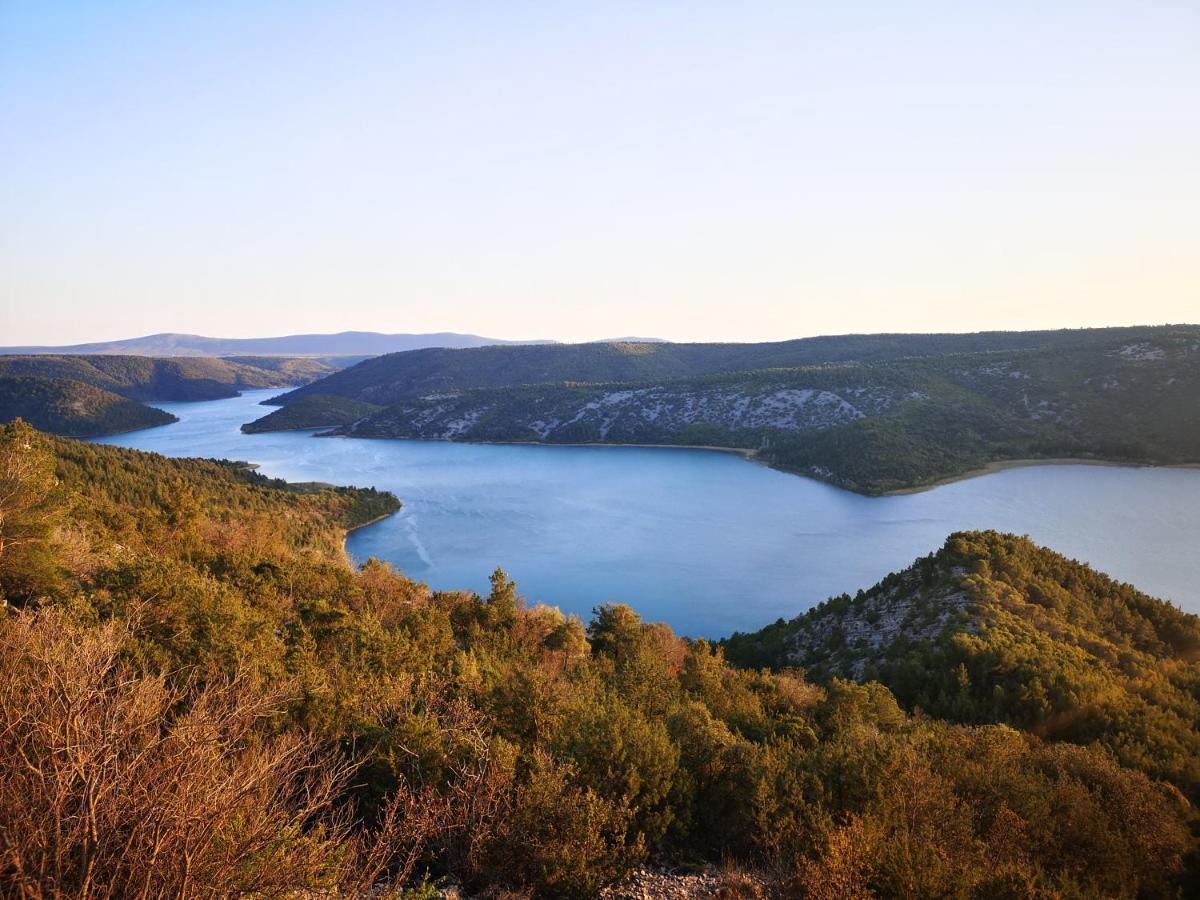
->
[[95, 390, 1200, 636]]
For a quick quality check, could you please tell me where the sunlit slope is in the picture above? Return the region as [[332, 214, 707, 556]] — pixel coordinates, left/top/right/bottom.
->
[[724, 530, 1200, 795], [1, 424, 1194, 896]]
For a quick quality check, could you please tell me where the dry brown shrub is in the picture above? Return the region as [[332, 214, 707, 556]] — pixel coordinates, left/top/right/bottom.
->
[[0, 608, 355, 899], [795, 815, 877, 900]]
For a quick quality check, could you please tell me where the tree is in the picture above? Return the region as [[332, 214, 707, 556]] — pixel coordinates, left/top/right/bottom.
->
[[0, 420, 59, 602]]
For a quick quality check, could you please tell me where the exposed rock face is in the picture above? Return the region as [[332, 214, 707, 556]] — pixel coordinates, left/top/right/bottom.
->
[[338, 382, 913, 443], [310, 328, 1200, 495], [782, 579, 974, 679]]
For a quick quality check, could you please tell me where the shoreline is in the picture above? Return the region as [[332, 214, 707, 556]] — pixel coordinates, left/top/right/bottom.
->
[[314, 430, 760, 458], [342, 509, 402, 561], [344, 510, 398, 535], [290, 428, 1200, 498], [475, 438, 759, 458], [880, 458, 1200, 496]]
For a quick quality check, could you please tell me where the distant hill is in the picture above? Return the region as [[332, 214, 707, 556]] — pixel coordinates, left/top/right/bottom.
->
[[0, 331, 552, 358], [723, 530, 1200, 795], [256, 326, 1200, 494], [269, 325, 1198, 408], [0, 376, 177, 436], [0, 355, 336, 402]]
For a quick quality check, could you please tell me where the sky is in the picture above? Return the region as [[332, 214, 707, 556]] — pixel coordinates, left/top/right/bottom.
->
[[1, 1, 1197, 345]]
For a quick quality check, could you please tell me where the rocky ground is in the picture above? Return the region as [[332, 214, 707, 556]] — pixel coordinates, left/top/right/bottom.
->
[[430, 865, 775, 899], [598, 866, 774, 899]]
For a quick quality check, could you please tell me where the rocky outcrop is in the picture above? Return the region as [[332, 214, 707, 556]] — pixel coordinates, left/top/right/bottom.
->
[[337, 380, 916, 444]]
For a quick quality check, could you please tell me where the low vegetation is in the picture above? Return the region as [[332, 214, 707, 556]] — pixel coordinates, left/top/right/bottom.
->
[[0, 420, 1195, 896]]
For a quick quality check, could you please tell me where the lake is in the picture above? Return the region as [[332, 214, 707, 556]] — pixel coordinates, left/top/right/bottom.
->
[[94, 390, 1200, 636]]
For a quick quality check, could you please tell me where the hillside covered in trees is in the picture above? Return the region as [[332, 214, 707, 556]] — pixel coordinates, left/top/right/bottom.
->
[[0, 354, 341, 438], [0, 354, 337, 401], [269, 325, 1196, 408], [252, 326, 1200, 493], [0, 376, 178, 436], [0, 422, 1195, 897], [723, 531, 1200, 797]]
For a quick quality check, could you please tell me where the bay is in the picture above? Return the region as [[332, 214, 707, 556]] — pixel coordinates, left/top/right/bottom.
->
[[95, 390, 1200, 636]]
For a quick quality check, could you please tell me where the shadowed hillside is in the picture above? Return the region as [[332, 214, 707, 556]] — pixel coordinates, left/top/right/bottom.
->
[[270, 325, 1199, 407], [240, 394, 383, 433], [0, 376, 177, 436], [0, 354, 336, 401]]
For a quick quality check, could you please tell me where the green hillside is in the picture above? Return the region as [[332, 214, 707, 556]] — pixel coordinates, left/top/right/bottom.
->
[[306, 333, 1200, 493], [241, 393, 382, 433], [724, 530, 1200, 796], [270, 324, 1199, 407], [0, 354, 336, 401], [0, 424, 1195, 896], [0, 376, 177, 436]]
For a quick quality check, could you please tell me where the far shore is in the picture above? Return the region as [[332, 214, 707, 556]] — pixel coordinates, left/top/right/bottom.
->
[[475, 437, 760, 458], [311, 429, 760, 459], [284, 426, 1200, 498], [881, 458, 1200, 496]]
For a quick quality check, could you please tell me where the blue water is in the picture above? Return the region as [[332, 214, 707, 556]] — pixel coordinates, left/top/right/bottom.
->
[[94, 390, 1200, 636]]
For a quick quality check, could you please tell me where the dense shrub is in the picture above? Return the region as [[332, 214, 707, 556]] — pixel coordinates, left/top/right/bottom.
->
[[0, 424, 1195, 896]]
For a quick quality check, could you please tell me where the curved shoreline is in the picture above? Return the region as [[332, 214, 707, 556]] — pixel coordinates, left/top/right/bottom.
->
[[341, 509, 402, 562], [880, 458, 1200, 496], [313, 430, 757, 457], [310, 430, 1200, 497]]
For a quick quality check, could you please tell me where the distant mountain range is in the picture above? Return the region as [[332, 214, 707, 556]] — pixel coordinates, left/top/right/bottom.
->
[[0, 331, 554, 358]]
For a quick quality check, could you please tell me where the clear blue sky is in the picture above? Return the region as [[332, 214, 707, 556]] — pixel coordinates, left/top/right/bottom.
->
[[2, 1, 1197, 344]]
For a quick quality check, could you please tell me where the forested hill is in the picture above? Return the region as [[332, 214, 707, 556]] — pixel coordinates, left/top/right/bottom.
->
[[259, 329, 1200, 494], [0, 425, 1195, 896], [0, 376, 178, 436], [269, 324, 1197, 407], [0, 354, 336, 401], [723, 530, 1200, 796]]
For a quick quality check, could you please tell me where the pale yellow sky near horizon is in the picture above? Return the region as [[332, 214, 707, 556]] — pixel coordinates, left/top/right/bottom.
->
[[1, 2, 1197, 345]]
